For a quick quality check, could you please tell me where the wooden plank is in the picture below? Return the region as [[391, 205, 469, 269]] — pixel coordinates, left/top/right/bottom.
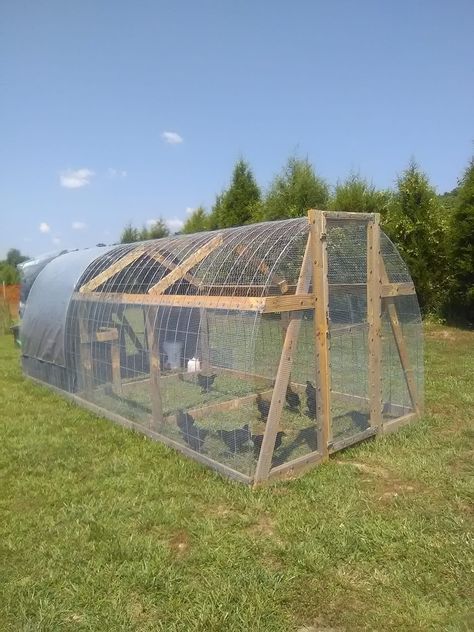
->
[[78, 304, 93, 392], [262, 295, 314, 313], [148, 234, 223, 294], [79, 244, 147, 293], [95, 327, 119, 342], [380, 412, 418, 435], [381, 282, 416, 298], [367, 216, 383, 430], [253, 234, 313, 484], [323, 211, 374, 221], [110, 338, 122, 395], [309, 209, 332, 457], [73, 291, 265, 311], [265, 451, 323, 484], [329, 427, 377, 453], [380, 260, 420, 414], [234, 244, 289, 294], [145, 307, 164, 429], [165, 389, 274, 424], [148, 249, 200, 287], [72, 291, 314, 313]]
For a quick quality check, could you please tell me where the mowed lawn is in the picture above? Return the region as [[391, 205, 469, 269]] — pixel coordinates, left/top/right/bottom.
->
[[0, 325, 473, 631]]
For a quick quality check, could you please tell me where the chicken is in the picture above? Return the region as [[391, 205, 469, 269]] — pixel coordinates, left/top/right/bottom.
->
[[306, 380, 317, 418], [255, 393, 271, 420], [251, 430, 285, 458], [197, 373, 217, 393], [176, 409, 209, 452], [286, 384, 301, 411], [218, 424, 250, 453]]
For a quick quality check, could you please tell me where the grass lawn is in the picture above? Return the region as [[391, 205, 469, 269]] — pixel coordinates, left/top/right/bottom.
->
[[0, 323, 473, 631]]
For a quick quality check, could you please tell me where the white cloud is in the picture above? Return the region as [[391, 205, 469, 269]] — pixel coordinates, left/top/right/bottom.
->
[[107, 168, 127, 178], [60, 168, 95, 189], [39, 222, 51, 234], [185, 206, 195, 215], [162, 131, 183, 145], [146, 218, 158, 228], [72, 221, 87, 230], [166, 218, 184, 232]]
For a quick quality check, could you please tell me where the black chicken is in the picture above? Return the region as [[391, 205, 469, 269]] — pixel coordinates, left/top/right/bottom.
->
[[286, 384, 301, 411], [255, 393, 271, 420], [197, 373, 217, 393], [251, 430, 285, 459], [218, 424, 250, 453], [306, 381, 317, 418], [176, 409, 209, 452]]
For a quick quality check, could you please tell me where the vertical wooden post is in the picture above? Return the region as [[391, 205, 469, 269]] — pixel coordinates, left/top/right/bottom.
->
[[199, 308, 211, 371], [253, 235, 313, 484], [367, 215, 383, 429], [145, 306, 164, 429], [110, 337, 122, 395], [78, 303, 93, 393], [309, 209, 331, 458]]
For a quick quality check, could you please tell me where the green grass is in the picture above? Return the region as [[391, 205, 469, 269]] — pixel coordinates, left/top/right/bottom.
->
[[0, 323, 473, 631]]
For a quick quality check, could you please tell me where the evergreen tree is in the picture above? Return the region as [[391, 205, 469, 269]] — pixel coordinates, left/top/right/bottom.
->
[[383, 160, 448, 313], [261, 157, 329, 221], [211, 159, 261, 228], [182, 206, 209, 234], [447, 158, 474, 324], [145, 219, 170, 240], [6, 248, 29, 268], [120, 223, 140, 244], [329, 173, 390, 214]]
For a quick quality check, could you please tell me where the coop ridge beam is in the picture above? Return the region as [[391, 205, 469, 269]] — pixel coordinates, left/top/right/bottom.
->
[[148, 234, 223, 294], [322, 211, 375, 221], [79, 244, 148, 293]]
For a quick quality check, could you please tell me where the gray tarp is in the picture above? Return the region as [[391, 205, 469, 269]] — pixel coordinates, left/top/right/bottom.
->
[[21, 246, 113, 366]]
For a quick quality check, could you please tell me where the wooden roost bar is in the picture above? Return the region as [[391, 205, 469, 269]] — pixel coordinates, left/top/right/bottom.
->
[[21, 210, 423, 485]]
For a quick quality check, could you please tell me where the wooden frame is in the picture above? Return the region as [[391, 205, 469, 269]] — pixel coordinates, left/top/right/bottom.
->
[[64, 210, 422, 485]]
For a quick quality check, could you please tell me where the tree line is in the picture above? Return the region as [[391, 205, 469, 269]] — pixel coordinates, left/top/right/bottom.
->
[[121, 155, 473, 324]]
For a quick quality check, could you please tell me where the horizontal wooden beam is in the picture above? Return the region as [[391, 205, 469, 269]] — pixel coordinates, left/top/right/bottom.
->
[[380, 412, 418, 435], [148, 234, 223, 295], [72, 291, 315, 313], [329, 427, 377, 453], [79, 244, 148, 293], [323, 211, 375, 221], [381, 282, 416, 298], [264, 451, 323, 484]]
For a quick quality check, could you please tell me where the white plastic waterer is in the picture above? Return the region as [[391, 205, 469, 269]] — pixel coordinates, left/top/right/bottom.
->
[[163, 341, 183, 370], [187, 357, 201, 373]]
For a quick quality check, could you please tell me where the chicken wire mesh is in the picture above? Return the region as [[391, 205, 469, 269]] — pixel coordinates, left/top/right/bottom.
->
[[20, 214, 423, 483]]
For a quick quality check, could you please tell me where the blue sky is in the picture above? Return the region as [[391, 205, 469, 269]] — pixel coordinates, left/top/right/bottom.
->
[[1, 0, 473, 259]]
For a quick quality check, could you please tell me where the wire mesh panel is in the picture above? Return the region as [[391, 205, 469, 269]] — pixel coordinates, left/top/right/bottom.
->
[[20, 213, 424, 484], [326, 218, 371, 443]]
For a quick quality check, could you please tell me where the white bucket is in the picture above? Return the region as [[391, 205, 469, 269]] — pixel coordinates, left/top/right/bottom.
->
[[163, 341, 183, 370]]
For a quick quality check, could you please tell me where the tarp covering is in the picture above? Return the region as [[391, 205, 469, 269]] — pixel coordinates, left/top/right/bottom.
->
[[21, 246, 113, 366]]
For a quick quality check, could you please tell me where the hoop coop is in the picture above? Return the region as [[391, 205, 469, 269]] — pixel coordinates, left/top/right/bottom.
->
[[20, 211, 423, 485]]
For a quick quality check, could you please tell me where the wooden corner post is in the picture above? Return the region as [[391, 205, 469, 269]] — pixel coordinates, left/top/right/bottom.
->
[[253, 234, 313, 485], [309, 209, 331, 458], [367, 215, 383, 429]]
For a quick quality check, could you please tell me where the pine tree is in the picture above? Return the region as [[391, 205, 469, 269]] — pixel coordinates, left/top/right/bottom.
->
[[329, 173, 390, 214], [182, 206, 209, 234], [211, 159, 261, 228], [120, 223, 140, 243], [383, 160, 448, 313], [261, 157, 329, 221], [447, 158, 474, 324]]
